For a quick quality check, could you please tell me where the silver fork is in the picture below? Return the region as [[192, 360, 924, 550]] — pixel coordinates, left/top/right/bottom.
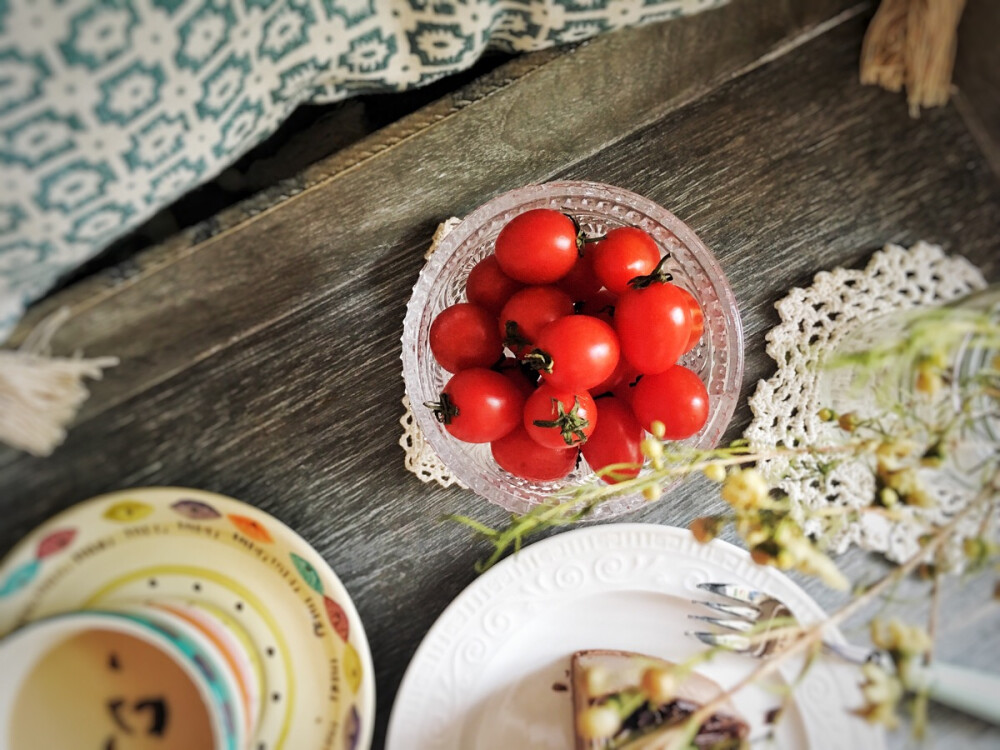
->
[[688, 582, 876, 664], [688, 582, 1000, 726]]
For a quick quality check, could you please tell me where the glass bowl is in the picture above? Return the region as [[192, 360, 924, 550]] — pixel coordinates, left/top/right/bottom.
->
[[401, 181, 744, 517]]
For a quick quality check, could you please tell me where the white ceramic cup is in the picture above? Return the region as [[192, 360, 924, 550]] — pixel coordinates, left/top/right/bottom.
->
[[0, 607, 252, 750]]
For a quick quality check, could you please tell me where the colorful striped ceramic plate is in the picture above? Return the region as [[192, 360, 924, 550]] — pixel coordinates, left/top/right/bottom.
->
[[0, 487, 374, 750]]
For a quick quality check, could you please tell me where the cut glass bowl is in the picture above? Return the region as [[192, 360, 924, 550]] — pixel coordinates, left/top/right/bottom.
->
[[401, 181, 744, 517]]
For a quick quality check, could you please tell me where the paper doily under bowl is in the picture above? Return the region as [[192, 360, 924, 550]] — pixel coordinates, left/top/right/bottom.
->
[[401, 182, 744, 517]]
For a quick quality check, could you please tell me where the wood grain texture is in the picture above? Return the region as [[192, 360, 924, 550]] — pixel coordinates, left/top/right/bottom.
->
[[3, 0, 862, 432], [954, 0, 1000, 176], [2, 5, 999, 750]]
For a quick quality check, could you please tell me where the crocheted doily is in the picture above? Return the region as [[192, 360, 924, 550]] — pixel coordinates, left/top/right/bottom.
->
[[745, 242, 990, 565], [399, 218, 468, 490]]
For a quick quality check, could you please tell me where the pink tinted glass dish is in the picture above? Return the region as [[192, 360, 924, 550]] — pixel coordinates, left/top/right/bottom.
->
[[401, 181, 744, 517]]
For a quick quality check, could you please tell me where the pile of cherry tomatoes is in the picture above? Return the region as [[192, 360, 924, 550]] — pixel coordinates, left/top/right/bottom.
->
[[425, 208, 707, 484]]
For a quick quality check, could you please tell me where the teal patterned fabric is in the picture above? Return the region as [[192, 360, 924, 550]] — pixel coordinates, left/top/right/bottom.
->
[[0, 0, 725, 339]]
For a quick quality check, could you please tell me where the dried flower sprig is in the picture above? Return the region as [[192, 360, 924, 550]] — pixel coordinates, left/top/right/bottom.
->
[[448, 295, 999, 737], [453, 302, 999, 576], [450, 438, 867, 582], [650, 489, 992, 749]]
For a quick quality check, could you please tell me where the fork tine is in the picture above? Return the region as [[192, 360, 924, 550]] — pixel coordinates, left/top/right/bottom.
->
[[690, 631, 751, 651], [687, 615, 754, 633], [693, 599, 760, 620], [697, 582, 769, 606]]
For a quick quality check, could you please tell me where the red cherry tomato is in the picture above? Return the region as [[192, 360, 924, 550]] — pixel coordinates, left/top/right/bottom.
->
[[523, 385, 597, 450], [429, 303, 502, 373], [611, 371, 643, 404], [630, 365, 709, 440], [498, 286, 574, 357], [427, 368, 524, 443], [675, 286, 704, 354], [466, 255, 525, 315], [616, 281, 692, 374], [558, 244, 602, 302], [531, 315, 620, 391], [493, 356, 538, 398], [577, 288, 617, 326], [592, 227, 661, 294], [495, 209, 580, 284], [590, 354, 636, 396], [581, 396, 645, 484], [492, 425, 579, 481]]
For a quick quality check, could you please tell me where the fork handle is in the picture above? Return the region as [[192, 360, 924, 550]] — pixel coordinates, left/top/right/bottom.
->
[[920, 662, 1000, 726], [824, 641, 1000, 725]]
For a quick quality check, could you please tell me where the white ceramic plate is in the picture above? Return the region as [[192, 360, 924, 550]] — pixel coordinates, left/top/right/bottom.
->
[[387, 524, 884, 750], [0, 487, 375, 750]]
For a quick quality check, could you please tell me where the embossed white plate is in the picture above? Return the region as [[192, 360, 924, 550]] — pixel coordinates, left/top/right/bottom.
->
[[386, 524, 884, 750]]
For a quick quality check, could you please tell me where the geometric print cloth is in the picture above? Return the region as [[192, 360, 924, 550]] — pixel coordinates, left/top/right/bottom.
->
[[0, 0, 725, 340]]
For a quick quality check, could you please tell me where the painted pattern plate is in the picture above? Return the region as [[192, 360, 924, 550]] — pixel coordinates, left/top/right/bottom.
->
[[386, 523, 885, 750], [0, 487, 374, 750]]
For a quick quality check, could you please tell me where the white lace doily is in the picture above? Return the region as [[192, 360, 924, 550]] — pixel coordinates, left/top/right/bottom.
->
[[745, 242, 990, 566], [399, 218, 468, 489]]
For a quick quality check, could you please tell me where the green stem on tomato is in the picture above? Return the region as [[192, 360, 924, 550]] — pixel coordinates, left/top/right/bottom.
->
[[524, 348, 554, 375], [424, 393, 459, 425], [628, 253, 674, 288], [532, 396, 590, 447]]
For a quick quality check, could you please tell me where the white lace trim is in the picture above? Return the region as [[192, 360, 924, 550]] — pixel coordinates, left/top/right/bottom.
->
[[745, 242, 990, 565], [399, 218, 468, 489]]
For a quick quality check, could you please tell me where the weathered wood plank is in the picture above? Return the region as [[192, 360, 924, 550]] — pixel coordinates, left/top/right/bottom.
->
[[3, 0, 863, 436], [955, 0, 1000, 176], [2, 11, 998, 748]]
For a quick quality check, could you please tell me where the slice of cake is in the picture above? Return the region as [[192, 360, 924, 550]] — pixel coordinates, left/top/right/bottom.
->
[[571, 650, 749, 750]]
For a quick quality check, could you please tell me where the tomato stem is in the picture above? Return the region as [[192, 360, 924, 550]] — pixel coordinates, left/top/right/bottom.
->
[[532, 397, 591, 447], [523, 349, 554, 374], [424, 393, 459, 425], [628, 253, 674, 289], [502, 321, 531, 353], [564, 213, 604, 256]]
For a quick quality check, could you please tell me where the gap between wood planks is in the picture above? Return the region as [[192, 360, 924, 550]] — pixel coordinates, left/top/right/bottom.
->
[[9, 1, 869, 349], [0, 1, 871, 473]]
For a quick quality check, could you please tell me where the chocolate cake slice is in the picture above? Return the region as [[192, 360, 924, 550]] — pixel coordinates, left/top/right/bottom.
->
[[571, 650, 749, 750]]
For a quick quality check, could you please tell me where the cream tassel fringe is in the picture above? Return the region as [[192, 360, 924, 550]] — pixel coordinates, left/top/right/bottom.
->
[[860, 0, 967, 117], [0, 309, 118, 457]]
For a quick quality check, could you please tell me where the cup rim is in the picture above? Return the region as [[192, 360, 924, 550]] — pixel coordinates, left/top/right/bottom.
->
[[144, 599, 261, 735], [0, 608, 243, 750]]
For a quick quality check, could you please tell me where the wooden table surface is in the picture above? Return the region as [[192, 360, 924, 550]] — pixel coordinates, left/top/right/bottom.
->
[[2, 1, 998, 748]]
